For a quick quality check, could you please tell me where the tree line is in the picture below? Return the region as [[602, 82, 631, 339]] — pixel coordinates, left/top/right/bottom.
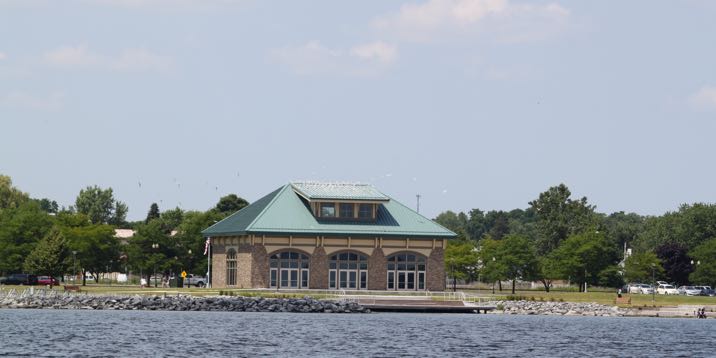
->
[[439, 184, 716, 292], [0, 174, 248, 286]]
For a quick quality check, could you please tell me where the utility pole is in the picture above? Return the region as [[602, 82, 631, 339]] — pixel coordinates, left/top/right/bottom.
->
[[416, 194, 421, 213]]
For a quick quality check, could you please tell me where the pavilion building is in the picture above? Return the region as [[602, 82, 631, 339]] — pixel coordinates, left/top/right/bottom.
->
[[202, 182, 455, 291]]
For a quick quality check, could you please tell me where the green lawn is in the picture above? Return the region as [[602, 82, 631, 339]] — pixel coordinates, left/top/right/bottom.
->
[[463, 288, 716, 307]]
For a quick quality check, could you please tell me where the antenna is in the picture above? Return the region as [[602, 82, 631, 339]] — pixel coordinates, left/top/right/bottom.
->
[[416, 194, 421, 213]]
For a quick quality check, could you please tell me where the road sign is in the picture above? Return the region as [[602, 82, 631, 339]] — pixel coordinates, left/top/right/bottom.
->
[[181, 271, 187, 278]]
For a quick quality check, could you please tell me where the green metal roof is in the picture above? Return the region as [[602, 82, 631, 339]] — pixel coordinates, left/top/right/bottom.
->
[[202, 184, 455, 238], [290, 182, 389, 201]]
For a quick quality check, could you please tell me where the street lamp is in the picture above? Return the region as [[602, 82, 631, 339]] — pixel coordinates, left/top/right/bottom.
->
[[491, 257, 496, 295], [650, 263, 656, 304], [152, 243, 159, 288], [72, 251, 77, 285], [449, 260, 456, 292], [186, 249, 192, 288]]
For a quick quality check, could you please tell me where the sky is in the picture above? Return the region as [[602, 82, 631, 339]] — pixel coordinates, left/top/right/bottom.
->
[[2, 0, 716, 221]]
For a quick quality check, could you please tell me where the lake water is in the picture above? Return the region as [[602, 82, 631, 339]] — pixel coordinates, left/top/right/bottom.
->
[[1, 309, 713, 357]]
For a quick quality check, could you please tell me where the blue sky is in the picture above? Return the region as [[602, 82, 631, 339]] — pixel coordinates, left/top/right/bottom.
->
[[2, 0, 716, 221]]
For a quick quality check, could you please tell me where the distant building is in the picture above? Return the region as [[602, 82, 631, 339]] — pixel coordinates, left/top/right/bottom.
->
[[114, 229, 135, 245], [202, 182, 456, 290]]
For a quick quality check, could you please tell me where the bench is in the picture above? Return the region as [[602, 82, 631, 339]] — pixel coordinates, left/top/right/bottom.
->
[[63, 285, 81, 292], [614, 296, 631, 305]]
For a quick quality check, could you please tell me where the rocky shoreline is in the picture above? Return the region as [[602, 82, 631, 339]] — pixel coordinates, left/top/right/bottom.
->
[[0, 290, 368, 313], [486, 300, 625, 317]]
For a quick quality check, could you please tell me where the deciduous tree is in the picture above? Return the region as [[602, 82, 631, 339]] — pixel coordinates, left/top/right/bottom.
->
[[23, 227, 68, 288]]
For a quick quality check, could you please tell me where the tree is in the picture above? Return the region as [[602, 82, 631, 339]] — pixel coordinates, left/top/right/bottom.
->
[[445, 240, 479, 284], [74, 185, 127, 225], [529, 184, 597, 255], [214, 194, 249, 216], [689, 238, 716, 287], [478, 238, 507, 291], [465, 209, 487, 241], [434, 211, 468, 240], [624, 252, 663, 283], [34, 198, 59, 214], [485, 211, 510, 241], [159, 207, 184, 233], [0, 201, 54, 274], [110, 201, 128, 227], [601, 211, 644, 253], [0, 174, 29, 211], [146, 203, 160, 224], [59, 213, 120, 286], [635, 203, 716, 252], [498, 235, 539, 294], [548, 231, 620, 291], [655, 243, 692, 285], [172, 210, 224, 274], [23, 227, 68, 288]]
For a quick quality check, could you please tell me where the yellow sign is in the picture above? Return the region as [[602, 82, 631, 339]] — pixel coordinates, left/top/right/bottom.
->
[[181, 271, 187, 278]]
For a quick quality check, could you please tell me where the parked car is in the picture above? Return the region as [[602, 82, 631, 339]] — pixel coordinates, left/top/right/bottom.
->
[[37, 276, 60, 286], [677, 285, 703, 296], [657, 284, 679, 295], [694, 286, 715, 296], [638, 284, 654, 294], [626, 283, 642, 294], [0, 273, 38, 285], [184, 274, 207, 288]]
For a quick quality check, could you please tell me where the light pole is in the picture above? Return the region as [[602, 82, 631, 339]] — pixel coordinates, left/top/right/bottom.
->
[[491, 257, 496, 295], [651, 263, 656, 304], [450, 261, 456, 292], [152, 243, 159, 288], [186, 249, 192, 288], [72, 251, 77, 285]]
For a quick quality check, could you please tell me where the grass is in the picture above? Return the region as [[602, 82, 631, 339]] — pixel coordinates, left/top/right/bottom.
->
[[463, 288, 716, 307]]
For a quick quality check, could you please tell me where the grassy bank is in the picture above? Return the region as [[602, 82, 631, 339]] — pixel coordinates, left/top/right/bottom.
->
[[465, 288, 716, 307]]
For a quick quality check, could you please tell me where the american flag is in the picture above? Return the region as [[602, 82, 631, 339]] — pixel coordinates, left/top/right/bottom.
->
[[204, 237, 211, 255]]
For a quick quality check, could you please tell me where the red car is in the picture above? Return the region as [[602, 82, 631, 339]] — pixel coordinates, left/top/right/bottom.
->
[[37, 276, 59, 285]]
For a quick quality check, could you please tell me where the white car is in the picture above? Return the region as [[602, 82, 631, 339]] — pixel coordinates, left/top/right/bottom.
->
[[677, 286, 702, 296], [639, 284, 654, 294], [627, 283, 643, 294], [657, 284, 679, 295]]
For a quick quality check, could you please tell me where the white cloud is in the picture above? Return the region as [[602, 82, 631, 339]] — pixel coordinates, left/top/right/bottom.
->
[[689, 86, 716, 111], [43, 45, 172, 72], [0, 91, 64, 111], [350, 41, 398, 65], [270, 41, 397, 76], [373, 0, 570, 43]]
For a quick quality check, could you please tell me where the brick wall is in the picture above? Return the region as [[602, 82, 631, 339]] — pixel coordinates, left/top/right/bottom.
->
[[427, 248, 445, 291], [367, 248, 387, 290], [309, 246, 328, 289]]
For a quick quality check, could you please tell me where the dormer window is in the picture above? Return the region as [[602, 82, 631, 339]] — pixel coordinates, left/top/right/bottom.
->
[[358, 203, 373, 219], [320, 203, 336, 218], [339, 203, 354, 218], [291, 182, 389, 222]]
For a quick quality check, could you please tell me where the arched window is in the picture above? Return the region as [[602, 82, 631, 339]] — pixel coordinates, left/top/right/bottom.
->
[[386, 252, 426, 290], [269, 251, 310, 289], [329, 252, 368, 290], [226, 249, 237, 286]]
